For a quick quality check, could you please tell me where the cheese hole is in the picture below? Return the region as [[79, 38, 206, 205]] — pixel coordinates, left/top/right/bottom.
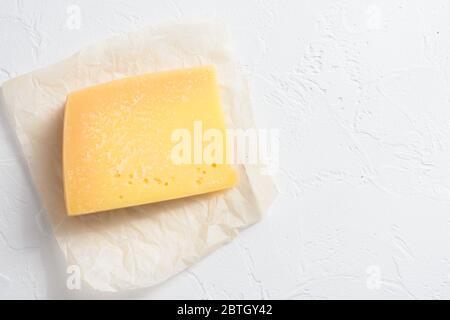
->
[[196, 178, 203, 185], [211, 163, 217, 168], [114, 173, 121, 178], [143, 178, 149, 184], [119, 195, 124, 199], [128, 180, 133, 185], [153, 177, 162, 184], [202, 170, 207, 174], [164, 182, 169, 186]]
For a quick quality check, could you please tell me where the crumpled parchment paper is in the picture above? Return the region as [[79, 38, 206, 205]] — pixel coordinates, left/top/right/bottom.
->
[[0, 22, 277, 292]]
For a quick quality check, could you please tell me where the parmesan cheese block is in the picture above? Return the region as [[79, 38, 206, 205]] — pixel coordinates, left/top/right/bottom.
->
[[63, 66, 238, 216]]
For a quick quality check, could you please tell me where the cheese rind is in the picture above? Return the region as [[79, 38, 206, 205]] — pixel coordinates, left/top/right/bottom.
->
[[63, 66, 237, 216]]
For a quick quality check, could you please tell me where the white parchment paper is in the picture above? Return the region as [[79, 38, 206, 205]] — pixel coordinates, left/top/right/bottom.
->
[[0, 23, 277, 292]]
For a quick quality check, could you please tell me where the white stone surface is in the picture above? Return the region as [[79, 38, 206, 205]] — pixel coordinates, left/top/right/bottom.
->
[[1, 0, 450, 299]]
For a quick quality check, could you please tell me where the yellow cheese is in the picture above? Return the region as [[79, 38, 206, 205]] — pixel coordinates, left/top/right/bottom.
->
[[63, 66, 237, 216]]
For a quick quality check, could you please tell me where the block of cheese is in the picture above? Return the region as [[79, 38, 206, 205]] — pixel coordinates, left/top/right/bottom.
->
[[63, 66, 238, 216]]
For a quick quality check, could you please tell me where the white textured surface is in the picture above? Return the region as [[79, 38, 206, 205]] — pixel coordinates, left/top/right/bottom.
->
[[1, 0, 450, 299]]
